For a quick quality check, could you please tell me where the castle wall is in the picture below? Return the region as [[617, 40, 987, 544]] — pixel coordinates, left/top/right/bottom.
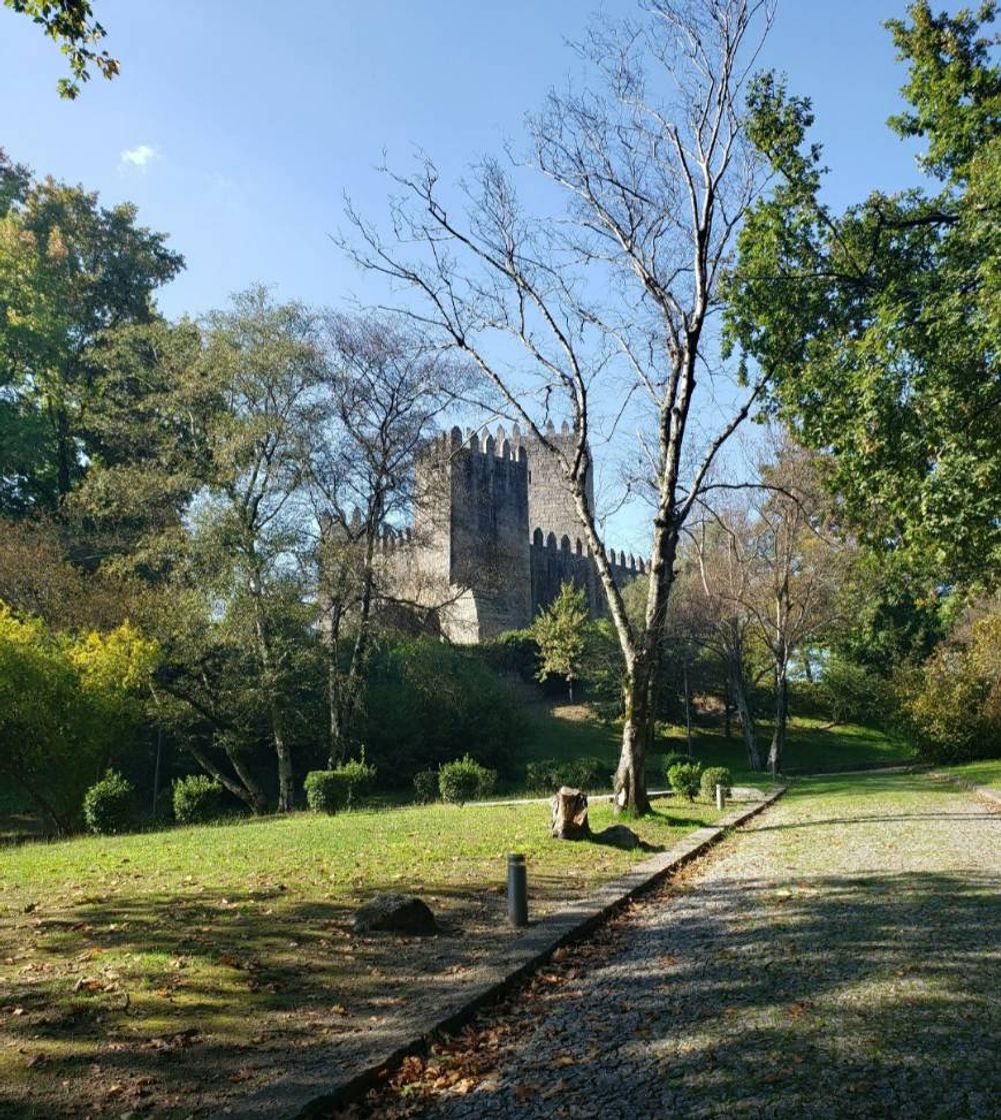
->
[[333, 421, 647, 645]]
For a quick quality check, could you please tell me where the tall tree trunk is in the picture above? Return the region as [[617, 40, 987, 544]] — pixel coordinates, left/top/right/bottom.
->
[[615, 657, 653, 815], [723, 678, 732, 739], [188, 745, 266, 814], [768, 660, 788, 774], [728, 649, 762, 771]]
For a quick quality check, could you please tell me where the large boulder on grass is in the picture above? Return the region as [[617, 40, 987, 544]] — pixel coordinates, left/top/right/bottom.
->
[[353, 893, 437, 936], [593, 824, 645, 850]]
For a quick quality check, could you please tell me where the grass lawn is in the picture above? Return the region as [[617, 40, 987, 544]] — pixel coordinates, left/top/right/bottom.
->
[[520, 703, 913, 789], [939, 758, 1001, 789], [0, 794, 723, 1119]]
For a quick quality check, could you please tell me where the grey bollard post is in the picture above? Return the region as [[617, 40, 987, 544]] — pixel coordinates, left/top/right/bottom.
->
[[507, 853, 528, 927], [716, 783, 725, 811]]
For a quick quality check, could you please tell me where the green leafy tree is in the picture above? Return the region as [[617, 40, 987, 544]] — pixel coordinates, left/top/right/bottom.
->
[[0, 161, 183, 513], [0, 603, 157, 833], [531, 581, 592, 703], [3, 0, 119, 98], [724, 2, 1001, 587]]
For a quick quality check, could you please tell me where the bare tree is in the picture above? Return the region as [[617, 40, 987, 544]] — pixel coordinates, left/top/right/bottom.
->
[[690, 501, 764, 769], [341, 0, 773, 812], [310, 312, 466, 766], [747, 436, 847, 771]]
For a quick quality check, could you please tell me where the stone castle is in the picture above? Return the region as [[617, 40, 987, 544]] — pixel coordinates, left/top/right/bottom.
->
[[378, 422, 646, 644]]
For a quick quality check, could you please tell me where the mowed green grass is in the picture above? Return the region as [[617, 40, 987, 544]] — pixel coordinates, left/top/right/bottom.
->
[[0, 796, 722, 1118], [940, 758, 1001, 789]]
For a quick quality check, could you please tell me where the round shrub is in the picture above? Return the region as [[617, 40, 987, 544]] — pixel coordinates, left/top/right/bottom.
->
[[304, 770, 350, 813], [667, 761, 702, 802], [439, 755, 497, 804], [173, 774, 225, 824], [662, 751, 692, 779], [413, 769, 439, 803], [700, 766, 732, 801], [305, 756, 378, 813], [83, 770, 137, 835]]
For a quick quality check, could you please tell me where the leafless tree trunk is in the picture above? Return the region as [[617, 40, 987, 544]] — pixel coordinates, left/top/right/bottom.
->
[[340, 0, 773, 812]]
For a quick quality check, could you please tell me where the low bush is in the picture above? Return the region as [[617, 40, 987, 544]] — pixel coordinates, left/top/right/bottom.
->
[[525, 758, 563, 792], [305, 755, 378, 813], [667, 761, 702, 802], [304, 770, 351, 813], [564, 756, 611, 792], [83, 770, 137, 835], [661, 751, 692, 777], [413, 769, 439, 803], [439, 755, 496, 804], [525, 756, 611, 793], [172, 775, 224, 824], [700, 766, 732, 801]]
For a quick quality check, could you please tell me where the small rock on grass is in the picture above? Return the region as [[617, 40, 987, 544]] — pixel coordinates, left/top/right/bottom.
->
[[353, 893, 437, 936]]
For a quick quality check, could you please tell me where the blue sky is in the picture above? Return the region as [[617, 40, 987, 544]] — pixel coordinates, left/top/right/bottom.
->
[[2, 0, 926, 321], [0, 1, 933, 548]]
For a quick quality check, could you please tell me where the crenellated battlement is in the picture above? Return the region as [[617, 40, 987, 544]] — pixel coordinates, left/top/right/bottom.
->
[[358, 419, 647, 642]]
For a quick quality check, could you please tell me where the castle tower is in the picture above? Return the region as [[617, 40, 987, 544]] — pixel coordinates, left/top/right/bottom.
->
[[414, 426, 532, 642], [519, 420, 595, 552]]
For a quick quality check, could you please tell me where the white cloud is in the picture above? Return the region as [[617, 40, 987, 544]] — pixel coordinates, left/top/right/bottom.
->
[[119, 144, 161, 172]]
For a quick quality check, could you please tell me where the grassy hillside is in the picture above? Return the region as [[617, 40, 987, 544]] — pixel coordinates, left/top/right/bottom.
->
[[521, 704, 915, 788]]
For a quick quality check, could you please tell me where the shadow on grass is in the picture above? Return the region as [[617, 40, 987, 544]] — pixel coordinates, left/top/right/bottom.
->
[[0, 878, 536, 1120]]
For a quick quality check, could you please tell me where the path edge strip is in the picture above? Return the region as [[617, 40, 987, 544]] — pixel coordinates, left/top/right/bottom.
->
[[233, 785, 787, 1120], [928, 770, 1001, 806]]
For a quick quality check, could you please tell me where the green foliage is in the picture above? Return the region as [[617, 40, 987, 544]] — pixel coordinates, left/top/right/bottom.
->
[[667, 761, 703, 802], [725, 3, 1001, 586], [438, 755, 496, 805], [304, 756, 377, 813], [818, 659, 893, 727], [0, 603, 158, 832], [82, 770, 136, 835], [3, 1, 120, 98], [661, 751, 693, 776], [481, 630, 540, 682], [304, 770, 352, 814], [412, 769, 438, 804], [0, 161, 183, 514], [530, 581, 592, 700], [358, 638, 524, 784], [700, 766, 732, 801], [172, 775, 225, 824], [525, 755, 611, 793]]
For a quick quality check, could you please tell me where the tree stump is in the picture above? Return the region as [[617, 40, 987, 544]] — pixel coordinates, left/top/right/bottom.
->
[[550, 786, 590, 840]]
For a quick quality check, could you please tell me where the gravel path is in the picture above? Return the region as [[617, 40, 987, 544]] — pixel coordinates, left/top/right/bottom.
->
[[360, 772, 1001, 1120]]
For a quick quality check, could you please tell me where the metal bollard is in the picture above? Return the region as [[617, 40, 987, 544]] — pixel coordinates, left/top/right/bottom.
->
[[716, 783, 726, 811], [507, 853, 528, 927]]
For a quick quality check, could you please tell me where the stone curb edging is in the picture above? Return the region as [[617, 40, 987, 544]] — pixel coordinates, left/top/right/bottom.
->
[[928, 770, 1001, 806], [219, 786, 786, 1120]]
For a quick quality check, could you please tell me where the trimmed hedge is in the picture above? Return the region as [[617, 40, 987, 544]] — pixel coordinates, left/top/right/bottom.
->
[[173, 775, 225, 824], [413, 769, 439, 803], [439, 755, 496, 804], [304, 757, 377, 813], [83, 771, 137, 835]]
